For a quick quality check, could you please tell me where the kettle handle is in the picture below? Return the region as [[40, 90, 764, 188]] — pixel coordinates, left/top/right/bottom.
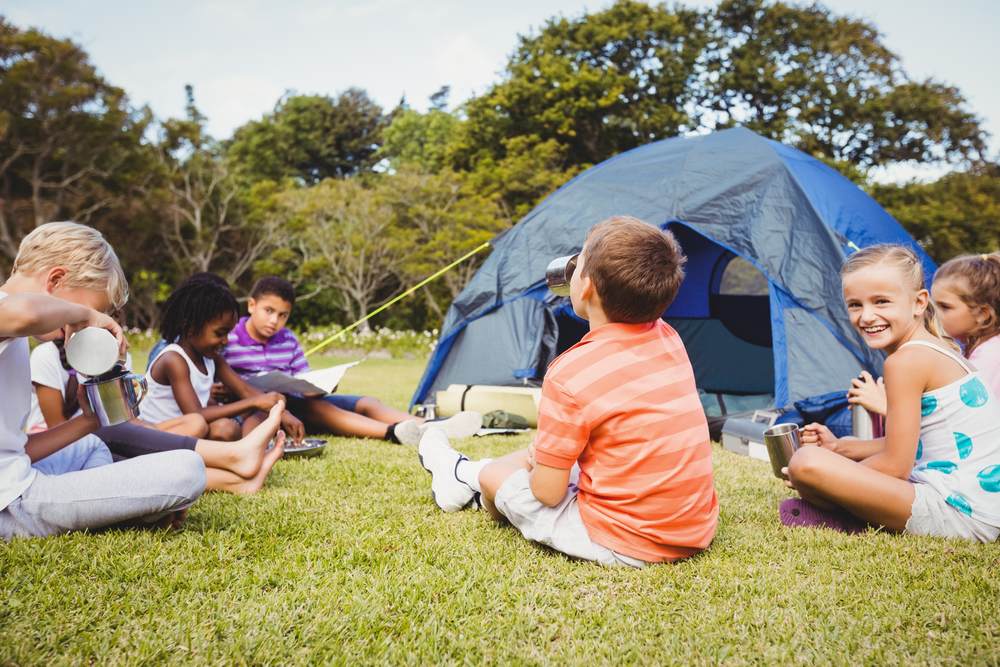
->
[[130, 374, 148, 405]]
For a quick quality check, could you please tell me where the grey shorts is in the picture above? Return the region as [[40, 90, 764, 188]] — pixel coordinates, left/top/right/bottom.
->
[[904, 484, 1000, 543], [493, 467, 647, 568]]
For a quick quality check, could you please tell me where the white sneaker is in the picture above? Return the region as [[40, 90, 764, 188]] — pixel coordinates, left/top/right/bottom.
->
[[422, 411, 482, 440], [417, 427, 476, 512], [395, 411, 482, 446], [393, 419, 423, 446]]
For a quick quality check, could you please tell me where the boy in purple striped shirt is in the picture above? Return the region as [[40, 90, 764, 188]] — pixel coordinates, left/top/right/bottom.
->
[[223, 277, 480, 444]]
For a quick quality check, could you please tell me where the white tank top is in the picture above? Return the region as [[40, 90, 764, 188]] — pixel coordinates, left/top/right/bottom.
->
[[139, 343, 215, 424], [903, 340, 1000, 527]]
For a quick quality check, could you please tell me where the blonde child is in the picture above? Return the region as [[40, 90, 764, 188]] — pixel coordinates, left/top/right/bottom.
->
[[784, 245, 1000, 542], [847, 252, 1000, 414], [28, 337, 289, 495], [0, 222, 205, 538]]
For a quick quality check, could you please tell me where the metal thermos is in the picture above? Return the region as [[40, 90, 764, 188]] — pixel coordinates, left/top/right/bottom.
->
[[851, 405, 882, 439]]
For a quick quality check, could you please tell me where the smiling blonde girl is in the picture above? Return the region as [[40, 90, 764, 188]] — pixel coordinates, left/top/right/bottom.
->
[[784, 245, 1000, 542]]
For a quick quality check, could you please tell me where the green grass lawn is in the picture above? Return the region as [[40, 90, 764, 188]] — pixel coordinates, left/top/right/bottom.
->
[[2, 355, 999, 665]]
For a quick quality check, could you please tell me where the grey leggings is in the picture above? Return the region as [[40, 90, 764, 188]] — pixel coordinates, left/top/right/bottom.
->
[[0, 450, 205, 539], [96, 422, 197, 459]]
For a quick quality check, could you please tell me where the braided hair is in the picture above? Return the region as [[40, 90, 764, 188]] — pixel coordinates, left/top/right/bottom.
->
[[159, 275, 239, 343]]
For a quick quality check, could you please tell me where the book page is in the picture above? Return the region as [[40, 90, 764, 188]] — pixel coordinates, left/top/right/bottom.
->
[[296, 361, 362, 394], [245, 361, 362, 395]]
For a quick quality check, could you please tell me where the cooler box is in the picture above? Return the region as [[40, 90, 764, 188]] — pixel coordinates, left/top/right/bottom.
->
[[721, 410, 780, 462], [436, 384, 542, 427]]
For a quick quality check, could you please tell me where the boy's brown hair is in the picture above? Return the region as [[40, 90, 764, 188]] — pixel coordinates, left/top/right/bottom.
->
[[581, 216, 686, 323]]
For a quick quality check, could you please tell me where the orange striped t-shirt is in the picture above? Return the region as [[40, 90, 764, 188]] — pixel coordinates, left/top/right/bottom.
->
[[532, 319, 718, 562]]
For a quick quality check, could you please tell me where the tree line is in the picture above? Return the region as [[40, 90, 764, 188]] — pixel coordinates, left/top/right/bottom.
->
[[1, 0, 997, 330]]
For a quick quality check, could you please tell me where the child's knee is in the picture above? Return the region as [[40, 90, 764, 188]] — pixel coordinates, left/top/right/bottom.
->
[[184, 414, 209, 438], [166, 450, 207, 502], [478, 462, 506, 501], [788, 446, 824, 485], [210, 418, 241, 441]]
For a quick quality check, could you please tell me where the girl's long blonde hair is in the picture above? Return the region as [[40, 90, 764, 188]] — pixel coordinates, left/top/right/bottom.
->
[[933, 252, 1000, 357], [841, 244, 957, 349]]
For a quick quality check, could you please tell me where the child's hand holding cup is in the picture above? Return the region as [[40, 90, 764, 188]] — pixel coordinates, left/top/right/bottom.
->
[[801, 423, 838, 449]]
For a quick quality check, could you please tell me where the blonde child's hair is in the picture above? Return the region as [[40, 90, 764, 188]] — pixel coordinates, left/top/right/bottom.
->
[[11, 222, 128, 311], [933, 252, 1000, 357], [841, 244, 956, 349]]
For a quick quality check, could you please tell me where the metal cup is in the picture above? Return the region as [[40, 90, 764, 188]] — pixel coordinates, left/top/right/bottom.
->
[[82, 367, 148, 427], [65, 327, 120, 377], [545, 254, 579, 297], [763, 423, 800, 479]]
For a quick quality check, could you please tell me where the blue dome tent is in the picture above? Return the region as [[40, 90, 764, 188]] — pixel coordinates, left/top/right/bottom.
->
[[411, 128, 935, 414]]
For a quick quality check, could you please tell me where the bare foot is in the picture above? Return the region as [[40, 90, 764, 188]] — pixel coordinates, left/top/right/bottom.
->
[[230, 431, 285, 495], [225, 401, 286, 478]]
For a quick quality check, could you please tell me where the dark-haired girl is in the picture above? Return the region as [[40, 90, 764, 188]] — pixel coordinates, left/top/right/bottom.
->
[[141, 279, 305, 446]]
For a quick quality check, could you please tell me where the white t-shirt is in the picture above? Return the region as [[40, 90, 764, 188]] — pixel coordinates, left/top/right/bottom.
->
[[26, 341, 72, 432], [0, 291, 36, 510]]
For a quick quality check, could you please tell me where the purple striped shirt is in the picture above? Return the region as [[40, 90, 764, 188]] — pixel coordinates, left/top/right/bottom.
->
[[222, 317, 309, 378]]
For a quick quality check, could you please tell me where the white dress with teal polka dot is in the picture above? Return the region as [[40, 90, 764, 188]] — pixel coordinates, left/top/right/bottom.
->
[[906, 340, 1000, 527]]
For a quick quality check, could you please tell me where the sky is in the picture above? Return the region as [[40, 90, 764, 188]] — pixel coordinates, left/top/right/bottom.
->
[[5, 0, 999, 182]]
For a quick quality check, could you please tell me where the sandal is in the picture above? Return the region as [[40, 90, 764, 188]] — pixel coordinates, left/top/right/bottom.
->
[[779, 498, 868, 534]]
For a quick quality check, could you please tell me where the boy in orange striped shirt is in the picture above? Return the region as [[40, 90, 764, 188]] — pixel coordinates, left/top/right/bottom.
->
[[418, 217, 718, 565]]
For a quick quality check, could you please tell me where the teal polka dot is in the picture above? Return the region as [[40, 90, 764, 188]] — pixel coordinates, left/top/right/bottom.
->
[[955, 432, 973, 460], [915, 439, 923, 460], [978, 465, 1000, 493], [946, 492, 973, 516], [921, 460, 958, 474], [959, 377, 990, 408], [920, 395, 938, 417]]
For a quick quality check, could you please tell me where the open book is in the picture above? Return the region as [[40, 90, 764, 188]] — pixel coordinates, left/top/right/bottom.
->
[[244, 361, 362, 396]]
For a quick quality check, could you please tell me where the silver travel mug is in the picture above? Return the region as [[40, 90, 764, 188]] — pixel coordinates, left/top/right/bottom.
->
[[763, 423, 801, 479], [851, 406, 876, 439], [545, 254, 579, 297]]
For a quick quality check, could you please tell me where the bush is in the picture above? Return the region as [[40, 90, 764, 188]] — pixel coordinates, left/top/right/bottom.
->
[[126, 326, 438, 361], [298, 326, 438, 359]]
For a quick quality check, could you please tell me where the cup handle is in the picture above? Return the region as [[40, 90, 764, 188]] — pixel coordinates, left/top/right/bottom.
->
[[131, 374, 148, 404]]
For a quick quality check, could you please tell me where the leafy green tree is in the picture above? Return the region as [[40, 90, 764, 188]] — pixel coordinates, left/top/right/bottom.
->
[[379, 108, 461, 173], [871, 164, 1000, 262], [457, 0, 706, 171], [0, 18, 154, 265], [153, 86, 280, 285], [227, 89, 385, 185], [706, 0, 986, 169], [380, 166, 506, 320], [278, 178, 401, 330], [463, 135, 578, 222]]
